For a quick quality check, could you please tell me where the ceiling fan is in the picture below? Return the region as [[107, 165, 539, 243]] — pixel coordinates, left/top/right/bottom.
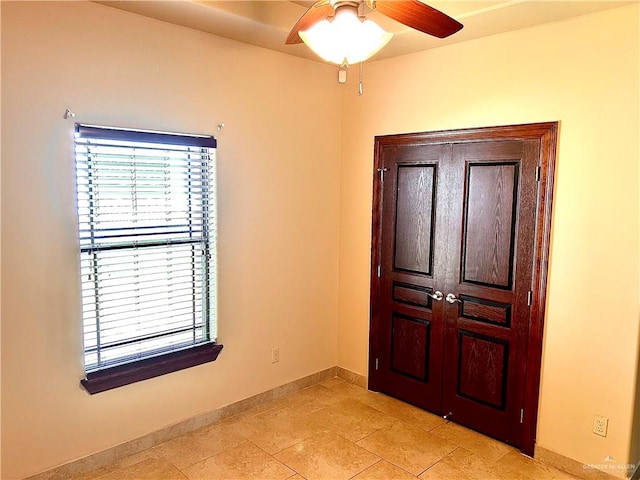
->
[[285, 0, 463, 66]]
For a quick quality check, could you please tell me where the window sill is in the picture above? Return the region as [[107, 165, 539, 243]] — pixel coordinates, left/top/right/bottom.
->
[[81, 343, 223, 394]]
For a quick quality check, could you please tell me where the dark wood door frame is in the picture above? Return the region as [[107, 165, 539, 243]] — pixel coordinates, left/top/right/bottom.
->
[[368, 122, 558, 457]]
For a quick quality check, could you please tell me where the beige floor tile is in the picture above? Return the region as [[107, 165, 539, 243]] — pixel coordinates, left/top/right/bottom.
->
[[94, 457, 187, 480], [258, 384, 339, 415], [320, 377, 348, 389], [321, 379, 383, 404], [303, 398, 397, 442], [419, 460, 475, 480], [153, 421, 246, 469], [351, 459, 419, 479], [322, 381, 446, 432], [420, 447, 511, 480], [429, 422, 514, 462], [274, 432, 380, 480], [231, 403, 325, 454], [67, 381, 555, 480], [220, 398, 283, 424], [358, 394, 446, 432], [291, 384, 340, 405], [72, 450, 162, 480], [182, 441, 294, 480], [356, 422, 457, 476], [220, 385, 341, 434]]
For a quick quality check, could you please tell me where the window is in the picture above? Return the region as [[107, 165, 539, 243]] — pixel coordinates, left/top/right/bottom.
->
[[74, 124, 222, 394]]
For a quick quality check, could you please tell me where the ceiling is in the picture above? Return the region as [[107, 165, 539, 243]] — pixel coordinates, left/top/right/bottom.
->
[[97, 0, 636, 63]]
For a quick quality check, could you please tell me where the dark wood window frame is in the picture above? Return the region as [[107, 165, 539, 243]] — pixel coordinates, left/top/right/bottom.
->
[[81, 343, 223, 394], [74, 124, 223, 394]]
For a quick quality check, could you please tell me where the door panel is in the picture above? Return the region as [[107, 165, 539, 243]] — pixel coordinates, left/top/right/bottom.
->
[[462, 163, 518, 288], [459, 296, 511, 326], [394, 165, 436, 275], [376, 143, 448, 412], [391, 314, 430, 381], [442, 140, 539, 445], [392, 283, 433, 308], [457, 332, 508, 409]]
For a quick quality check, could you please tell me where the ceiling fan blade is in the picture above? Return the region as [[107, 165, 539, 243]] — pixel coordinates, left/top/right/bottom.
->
[[285, 0, 333, 45], [375, 0, 463, 38]]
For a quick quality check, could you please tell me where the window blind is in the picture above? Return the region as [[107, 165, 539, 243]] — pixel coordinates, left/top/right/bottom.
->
[[74, 124, 217, 372]]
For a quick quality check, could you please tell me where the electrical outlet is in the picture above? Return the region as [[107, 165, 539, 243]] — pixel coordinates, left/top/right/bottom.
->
[[271, 347, 280, 364], [593, 415, 609, 437]]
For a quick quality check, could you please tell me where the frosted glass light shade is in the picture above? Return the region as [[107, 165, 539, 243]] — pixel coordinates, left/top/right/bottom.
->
[[299, 5, 393, 65]]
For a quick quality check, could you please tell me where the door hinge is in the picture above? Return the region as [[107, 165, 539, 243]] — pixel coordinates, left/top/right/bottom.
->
[[377, 265, 381, 277], [377, 167, 388, 182], [536, 165, 541, 182], [520, 408, 524, 423], [375, 358, 379, 370], [527, 290, 533, 306]]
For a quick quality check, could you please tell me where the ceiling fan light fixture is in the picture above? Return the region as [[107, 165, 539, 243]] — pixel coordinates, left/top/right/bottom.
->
[[299, 4, 393, 65]]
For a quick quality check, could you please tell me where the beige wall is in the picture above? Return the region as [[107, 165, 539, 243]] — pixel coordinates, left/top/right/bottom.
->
[[338, 4, 640, 477], [0, 2, 341, 478], [3, 2, 640, 479], [0, 2, 3, 476]]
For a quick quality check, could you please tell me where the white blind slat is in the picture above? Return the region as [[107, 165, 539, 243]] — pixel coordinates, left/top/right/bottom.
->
[[75, 124, 217, 372]]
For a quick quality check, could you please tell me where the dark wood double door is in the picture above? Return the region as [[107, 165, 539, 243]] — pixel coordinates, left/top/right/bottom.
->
[[369, 123, 557, 453]]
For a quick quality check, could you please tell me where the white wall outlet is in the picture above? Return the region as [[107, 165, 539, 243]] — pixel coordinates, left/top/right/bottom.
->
[[271, 347, 280, 364], [593, 415, 609, 437]]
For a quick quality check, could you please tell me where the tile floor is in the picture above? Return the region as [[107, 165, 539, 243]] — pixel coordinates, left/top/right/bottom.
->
[[74, 378, 579, 480]]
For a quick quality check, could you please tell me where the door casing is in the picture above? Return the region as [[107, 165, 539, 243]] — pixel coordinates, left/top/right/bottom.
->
[[368, 122, 558, 456]]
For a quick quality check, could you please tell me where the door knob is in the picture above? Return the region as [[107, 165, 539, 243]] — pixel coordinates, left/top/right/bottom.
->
[[446, 293, 461, 304], [427, 290, 443, 301]]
